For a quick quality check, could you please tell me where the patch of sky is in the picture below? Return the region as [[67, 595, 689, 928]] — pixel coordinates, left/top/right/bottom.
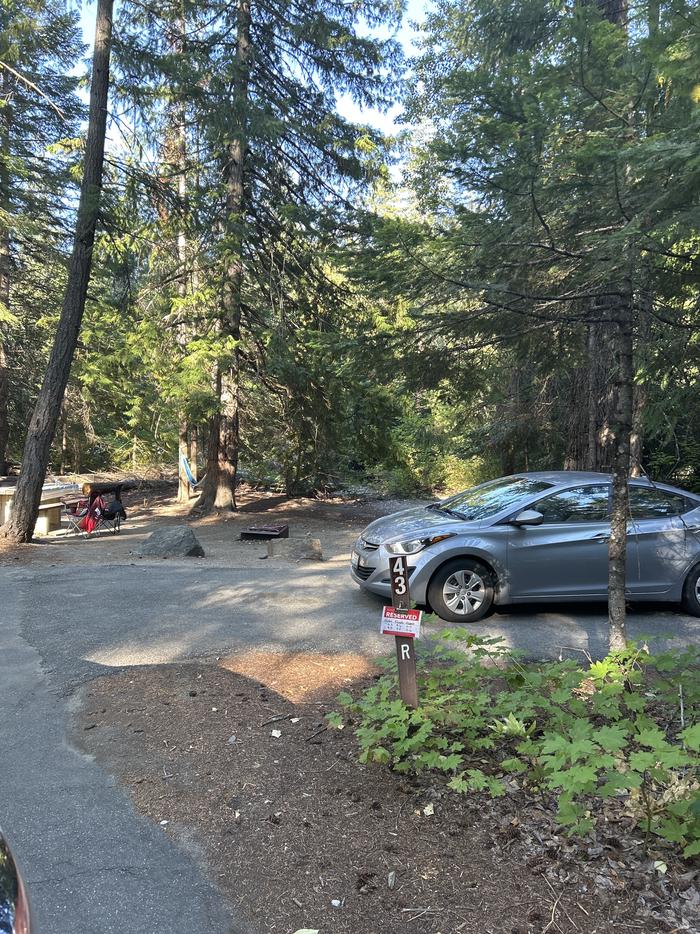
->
[[335, 0, 429, 137], [79, 0, 429, 135]]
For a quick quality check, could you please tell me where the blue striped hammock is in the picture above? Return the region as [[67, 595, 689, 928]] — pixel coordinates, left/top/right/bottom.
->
[[180, 455, 205, 488]]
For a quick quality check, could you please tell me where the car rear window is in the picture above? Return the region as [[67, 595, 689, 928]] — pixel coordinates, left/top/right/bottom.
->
[[629, 487, 690, 519], [441, 477, 553, 521]]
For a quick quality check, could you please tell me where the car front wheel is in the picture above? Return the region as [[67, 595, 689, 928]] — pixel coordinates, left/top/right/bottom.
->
[[682, 564, 700, 617], [428, 558, 494, 623]]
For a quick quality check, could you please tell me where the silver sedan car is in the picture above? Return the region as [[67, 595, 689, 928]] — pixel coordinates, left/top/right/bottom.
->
[[351, 471, 700, 622]]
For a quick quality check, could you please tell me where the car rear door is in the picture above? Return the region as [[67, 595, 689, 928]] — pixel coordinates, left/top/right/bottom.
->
[[507, 484, 612, 599], [627, 486, 693, 596]]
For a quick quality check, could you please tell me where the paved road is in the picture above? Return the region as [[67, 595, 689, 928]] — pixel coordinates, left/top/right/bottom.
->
[[2, 557, 698, 933], [0, 570, 245, 934], [11, 559, 700, 684]]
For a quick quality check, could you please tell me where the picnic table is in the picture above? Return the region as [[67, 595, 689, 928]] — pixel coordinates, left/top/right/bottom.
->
[[0, 482, 81, 534]]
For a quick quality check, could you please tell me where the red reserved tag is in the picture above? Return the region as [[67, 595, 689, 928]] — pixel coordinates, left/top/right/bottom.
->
[[380, 605, 422, 638]]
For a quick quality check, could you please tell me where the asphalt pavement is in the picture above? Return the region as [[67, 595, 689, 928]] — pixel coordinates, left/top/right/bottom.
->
[[0, 568, 245, 934], [10, 559, 700, 683], [1, 556, 699, 933]]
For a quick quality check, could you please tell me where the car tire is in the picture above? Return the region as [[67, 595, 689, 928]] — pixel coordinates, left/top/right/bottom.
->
[[428, 558, 495, 623], [681, 564, 700, 617]]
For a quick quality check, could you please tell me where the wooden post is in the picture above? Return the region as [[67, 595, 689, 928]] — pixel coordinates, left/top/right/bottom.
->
[[389, 555, 419, 708], [394, 636, 418, 708]]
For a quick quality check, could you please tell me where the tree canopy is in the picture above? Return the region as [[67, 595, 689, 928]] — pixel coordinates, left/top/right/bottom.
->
[[2, 0, 699, 501]]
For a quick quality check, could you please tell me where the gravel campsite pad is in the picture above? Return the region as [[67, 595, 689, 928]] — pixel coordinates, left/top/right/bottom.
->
[[73, 654, 698, 934], [0, 480, 421, 569]]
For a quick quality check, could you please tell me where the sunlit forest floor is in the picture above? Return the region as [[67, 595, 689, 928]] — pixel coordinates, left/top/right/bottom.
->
[[0, 479, 422, 569]]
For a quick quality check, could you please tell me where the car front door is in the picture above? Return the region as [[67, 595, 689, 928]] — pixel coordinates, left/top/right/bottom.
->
[[627, 487, 692, 596], [507, 484, 612, 599]]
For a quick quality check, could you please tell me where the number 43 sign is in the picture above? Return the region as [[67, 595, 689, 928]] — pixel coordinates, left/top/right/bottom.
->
[[389, 556, 410, 607], [382, 555, 421, 708]]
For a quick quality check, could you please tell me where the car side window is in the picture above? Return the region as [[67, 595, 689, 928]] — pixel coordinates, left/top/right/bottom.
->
[[629, 487, 688, 519], [535, 485, 610, 523]]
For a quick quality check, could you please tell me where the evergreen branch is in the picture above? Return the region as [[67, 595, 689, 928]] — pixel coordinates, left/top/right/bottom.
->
[[0, 61, 67, 120]]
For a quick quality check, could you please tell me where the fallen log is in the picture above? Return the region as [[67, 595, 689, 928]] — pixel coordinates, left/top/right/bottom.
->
[[81, 480, 138, 496]]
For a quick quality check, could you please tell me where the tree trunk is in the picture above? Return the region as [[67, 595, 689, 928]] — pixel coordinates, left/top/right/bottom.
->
[[177, 418, 191, 501], [198, 0, 250, 511], [599, 0, 628, 26], [0, 325, 8, 477], [585, 316, 619, 472], [629, 266, 652, 478], [648, 0, 659, 37], [175, 121, 192, 504], [0, 0, 113, 542], [629, 385, 646, 477], [73, 437, 81, 474], [586, 322, 599, 471], [170, 4, 194, 505], [200, 370, 229, 508], [0, 65, 12, 476], [189, 425, 198, 473], [60, 413, 67, 474], [598, 0, 634, 651], [608, 287, 634, 652], [0, 334, 10, 476]]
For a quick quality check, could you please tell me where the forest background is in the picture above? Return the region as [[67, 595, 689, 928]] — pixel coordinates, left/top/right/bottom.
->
[[1, 0, 699, 508]]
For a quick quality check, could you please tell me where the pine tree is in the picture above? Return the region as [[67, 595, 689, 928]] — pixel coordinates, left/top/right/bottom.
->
[[2, 0, 114, 542], [116, 0, 403, 509], [0, 0, 82, 473], [398, 0, 700, 647]]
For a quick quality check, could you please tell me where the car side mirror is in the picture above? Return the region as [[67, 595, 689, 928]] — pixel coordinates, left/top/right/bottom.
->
[[510, 509, 544, 527]]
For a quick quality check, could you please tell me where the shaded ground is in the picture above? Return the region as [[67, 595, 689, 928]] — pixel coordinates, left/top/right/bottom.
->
[[75, 656, 698, 934], [4, 482, 698, 681]]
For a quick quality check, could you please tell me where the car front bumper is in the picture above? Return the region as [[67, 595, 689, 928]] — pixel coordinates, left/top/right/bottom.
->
[[350, 539, 430, 604]]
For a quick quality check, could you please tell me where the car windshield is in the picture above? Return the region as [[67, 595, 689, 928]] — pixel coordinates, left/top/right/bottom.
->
[[436, 477, 553, 521]]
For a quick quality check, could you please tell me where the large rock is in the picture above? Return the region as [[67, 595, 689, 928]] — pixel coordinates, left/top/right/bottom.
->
[[136, 525, 205, 558]]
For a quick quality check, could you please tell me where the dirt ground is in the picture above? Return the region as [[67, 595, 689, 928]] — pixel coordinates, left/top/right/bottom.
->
[[74, 655, 698, 934], [0, 479, 416, 568]]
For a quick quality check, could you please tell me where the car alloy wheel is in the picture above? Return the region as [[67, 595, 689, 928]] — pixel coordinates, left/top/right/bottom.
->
[[428, 558, 495, 623], [682, 564, 700, 617], [442, 569, 486, 615]]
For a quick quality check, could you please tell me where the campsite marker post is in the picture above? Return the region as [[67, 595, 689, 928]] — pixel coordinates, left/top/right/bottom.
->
[[382, 555, 420, 708]]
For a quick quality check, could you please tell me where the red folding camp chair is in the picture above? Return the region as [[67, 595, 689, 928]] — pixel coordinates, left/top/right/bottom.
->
[[61, 495, 90, 535], [61, 490, 126, 536]]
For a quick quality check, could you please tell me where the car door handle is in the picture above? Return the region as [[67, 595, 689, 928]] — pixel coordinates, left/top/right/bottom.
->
[[591, 532, 610, 543]]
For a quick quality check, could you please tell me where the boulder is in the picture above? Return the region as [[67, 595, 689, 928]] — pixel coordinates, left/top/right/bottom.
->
[[136, 525, 205, 558], [267, 537, 323, 561]]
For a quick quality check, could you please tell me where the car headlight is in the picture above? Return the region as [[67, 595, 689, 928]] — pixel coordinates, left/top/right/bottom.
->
[[385, 533, 455, 555]]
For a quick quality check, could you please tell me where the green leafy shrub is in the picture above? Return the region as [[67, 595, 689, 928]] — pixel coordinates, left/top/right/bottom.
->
[[337, 632, 700, 857]]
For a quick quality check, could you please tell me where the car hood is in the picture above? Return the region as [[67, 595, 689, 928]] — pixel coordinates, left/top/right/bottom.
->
[[360, 505, 480, 543]]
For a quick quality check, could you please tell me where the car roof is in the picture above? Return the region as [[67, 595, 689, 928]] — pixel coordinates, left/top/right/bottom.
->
[[511, 471, 699, 500], [514, 471, 610, 483]]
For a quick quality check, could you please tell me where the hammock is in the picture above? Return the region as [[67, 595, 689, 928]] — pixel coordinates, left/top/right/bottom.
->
[[180, 455, 205, 489]]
